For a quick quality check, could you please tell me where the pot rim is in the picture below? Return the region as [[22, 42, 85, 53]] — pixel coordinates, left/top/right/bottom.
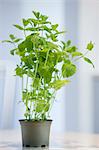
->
[[19, 119, 53, 122]]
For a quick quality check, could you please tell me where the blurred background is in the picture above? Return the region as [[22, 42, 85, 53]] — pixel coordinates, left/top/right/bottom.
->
[[0, 0, 98, 133]]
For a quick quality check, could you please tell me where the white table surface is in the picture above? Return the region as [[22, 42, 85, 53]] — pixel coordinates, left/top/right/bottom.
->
[[0, 130, 99, 150]]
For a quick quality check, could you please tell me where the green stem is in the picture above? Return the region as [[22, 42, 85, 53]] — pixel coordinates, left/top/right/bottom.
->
[[48, 90, 56, 114], [24, 29, 26, 37], [74, 51, 89, 62], [33, 61, 39, 120], [44, 49, 50, 66], [23, 26, 27, 38]]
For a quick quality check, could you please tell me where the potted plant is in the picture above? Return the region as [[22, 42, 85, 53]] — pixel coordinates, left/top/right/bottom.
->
[[3, 11, 94, 147]]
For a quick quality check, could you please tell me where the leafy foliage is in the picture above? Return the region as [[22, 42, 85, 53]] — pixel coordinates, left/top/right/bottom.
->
[[3, 11, 94, 121]]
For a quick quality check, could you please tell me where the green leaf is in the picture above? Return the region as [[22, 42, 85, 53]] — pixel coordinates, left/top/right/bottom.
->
[[18, 36, 33, 54], [9, 34, 16, 40], [67, 40, 71, 47], [28, 18, 38, 26], [43, 25, 52, 33], [15, 66, 27, 77], [27, 70, 34, 78], [10, 48, 17, 55], [84, 57, 94, 68], [25, 27, 38, 31], [64, 59, 71, 64], [13, 24, 24, 30], [18, 41, 26, 51], [87, 41, 94, 51], [2, 40, 13, 43], [72, 52, 83, 57], [62, 63, 77, 77], [50, 34, 58, 42], [52, 24, 58, 30], [66, 46, 77, 53], [44, 103, 50, 112], [22, 19, 29, 26], [33, 11, 40, 19], [15, 67, 23, 77], [55, 31, 65, 35], [47, 42, 58, 50], [50, 79, 70, 90], [33, 78, 40, 88], [61, 41, 66, 50], [40, 15, 48, 21], [14, 38, 22, 43], [21, 55, 34, 69], [38, 65, 54, 83]]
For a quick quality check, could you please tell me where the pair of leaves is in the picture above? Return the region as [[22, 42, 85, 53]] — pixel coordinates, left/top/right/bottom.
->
[[51, 24, 58, 30], [62, 40, 71, 50], [2, 34, 22, 44]]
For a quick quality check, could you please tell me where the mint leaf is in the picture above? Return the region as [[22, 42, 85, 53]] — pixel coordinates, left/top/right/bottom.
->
[[52, 24, 58, 30], [33, 11, 40, 19], [67, 40, 71, 47], [87, 41, 94, 51], [2, 40, 13, 43], [62, 63, 76, 77], [10, 48, 17, 55], [22, 19, 29, 26], [84, 57, 94, 68], [9, 34, 16, 40], [72, 52, 83, 57], [13, 24, 24, 30], [67, 46, 77, 53]]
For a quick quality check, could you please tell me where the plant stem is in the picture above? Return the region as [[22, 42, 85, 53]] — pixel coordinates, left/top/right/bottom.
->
[[74, 51, 89, 62], [44, 49, 50, 66], [48, 90, 56, 114], [23, 26, 27, 38]]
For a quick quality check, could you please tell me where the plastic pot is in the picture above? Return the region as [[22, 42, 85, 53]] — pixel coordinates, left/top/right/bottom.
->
[[19, 120, 52, 147]]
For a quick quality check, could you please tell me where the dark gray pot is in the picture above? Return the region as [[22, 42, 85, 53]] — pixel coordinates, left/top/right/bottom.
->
[[19, 120, 52, 147]]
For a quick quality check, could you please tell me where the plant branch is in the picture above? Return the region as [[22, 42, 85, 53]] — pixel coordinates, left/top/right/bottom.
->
[[74, 51, 89, 62]]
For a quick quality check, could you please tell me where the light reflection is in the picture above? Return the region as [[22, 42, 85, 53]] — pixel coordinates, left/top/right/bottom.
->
[[22, 147, 49, 150], [22, 148, 66, 150]]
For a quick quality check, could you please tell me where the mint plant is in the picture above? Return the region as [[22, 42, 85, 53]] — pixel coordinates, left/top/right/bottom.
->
[[3, 11, 94, 120]]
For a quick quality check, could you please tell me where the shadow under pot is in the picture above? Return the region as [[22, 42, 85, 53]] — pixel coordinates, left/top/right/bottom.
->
[[19, 120, 52, 147]]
